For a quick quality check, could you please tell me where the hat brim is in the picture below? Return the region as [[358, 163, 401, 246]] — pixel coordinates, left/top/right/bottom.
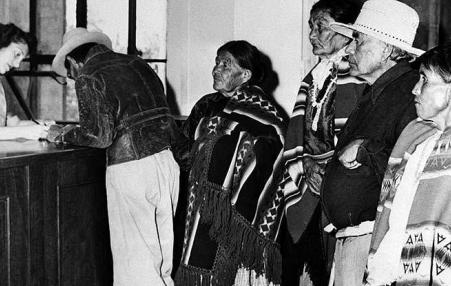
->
[[330, 22, 424, 57], [52, 32, 112, 77]]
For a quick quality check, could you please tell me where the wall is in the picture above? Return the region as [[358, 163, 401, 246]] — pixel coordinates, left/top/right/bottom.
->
[[0, 0, 29, 29], [167, 0, 317, 116], [0, 0, 65, 121], [0, 0, 32, 119], [36, 1, 65, 120], [167, 0, 234, 115]]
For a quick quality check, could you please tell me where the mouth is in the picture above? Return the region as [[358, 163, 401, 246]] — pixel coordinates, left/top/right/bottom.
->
[[310, 40, 322, 46], [311, 43, 322, 49]]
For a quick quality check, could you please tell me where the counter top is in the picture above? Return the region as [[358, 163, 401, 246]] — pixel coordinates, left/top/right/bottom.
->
[[0, 140, 102, 167]]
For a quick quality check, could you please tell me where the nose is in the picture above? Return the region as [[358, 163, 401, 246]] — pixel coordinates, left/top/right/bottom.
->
[[412, 80, 421, 97], [309, 28, 317, 41], [212, 65, 219, 76], [12, 59, 21, 68], [346, 40, 356, 55]]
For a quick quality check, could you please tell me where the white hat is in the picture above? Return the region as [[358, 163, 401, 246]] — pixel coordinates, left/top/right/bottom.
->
[[330, 0, 424, 56], [52, 27, 112, 76]]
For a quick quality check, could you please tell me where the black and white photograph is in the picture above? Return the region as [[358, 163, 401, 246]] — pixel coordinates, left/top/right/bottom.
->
[[1, 1, 451, 285]]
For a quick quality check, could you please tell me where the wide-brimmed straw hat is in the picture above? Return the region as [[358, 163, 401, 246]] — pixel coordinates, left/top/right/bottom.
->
[[52, 27, 112, 76], [330, 0, 424, 56]]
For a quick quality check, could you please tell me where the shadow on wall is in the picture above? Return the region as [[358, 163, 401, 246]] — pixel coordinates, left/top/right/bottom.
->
[[260, 50, 279, 100], [260, 51, 289, 121], [165, 81, 181, 116]]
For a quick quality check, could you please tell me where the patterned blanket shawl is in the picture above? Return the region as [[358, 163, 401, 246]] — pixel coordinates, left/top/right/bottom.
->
[[282, 57, 365, 243], [175, 85, 286, 286], [365, 127, 451, 286]]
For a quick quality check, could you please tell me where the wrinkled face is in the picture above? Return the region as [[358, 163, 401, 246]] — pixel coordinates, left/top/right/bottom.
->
[[412, 64, 451, 122], [308, 10, 349, 58], [212, 51, 248, 96], [346, 32, 387, 80], [0, 42, 28, 74]]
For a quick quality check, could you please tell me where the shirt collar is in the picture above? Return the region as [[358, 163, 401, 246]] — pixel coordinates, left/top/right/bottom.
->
[[365, 61, 413, 104], [84, 44, 111, 64]]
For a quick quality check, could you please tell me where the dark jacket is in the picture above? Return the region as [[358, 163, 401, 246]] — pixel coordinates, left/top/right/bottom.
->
[[64, 44, 180, 166], [321, 61, 418, 229]]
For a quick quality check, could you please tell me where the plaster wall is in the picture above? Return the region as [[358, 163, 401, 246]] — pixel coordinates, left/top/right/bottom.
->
[[167, 0, 317, 116]]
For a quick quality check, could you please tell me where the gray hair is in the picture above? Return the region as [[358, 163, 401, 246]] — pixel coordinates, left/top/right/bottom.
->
[[389, 45, 414, 63]]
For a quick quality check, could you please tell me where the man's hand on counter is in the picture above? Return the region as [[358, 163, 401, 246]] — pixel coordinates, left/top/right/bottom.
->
[[46, 124, 78, 144]]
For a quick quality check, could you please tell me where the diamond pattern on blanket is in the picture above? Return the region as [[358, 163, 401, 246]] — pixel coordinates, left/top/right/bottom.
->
[[207, 116, 220, 135], [232, 91, 283, 122], [259, 187, 284, 236], [232, 139, 253, 189], [183, 187, 197, 248]]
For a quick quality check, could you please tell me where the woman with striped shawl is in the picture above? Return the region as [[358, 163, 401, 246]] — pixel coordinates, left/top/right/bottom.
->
[[365, 44, 451, 286], [174, 40, 286, 286], [279, 0, 365, 285]]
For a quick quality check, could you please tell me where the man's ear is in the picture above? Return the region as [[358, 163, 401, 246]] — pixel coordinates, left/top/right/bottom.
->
[[446, 83, 451, 102], [383, 44, 394, 62], [66, 56, 77, 67], [67, 56, 84, 71], [242, 69, 252, 83]]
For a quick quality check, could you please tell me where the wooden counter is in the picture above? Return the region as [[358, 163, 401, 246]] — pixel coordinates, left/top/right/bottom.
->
[[0, 141, 112, 286]]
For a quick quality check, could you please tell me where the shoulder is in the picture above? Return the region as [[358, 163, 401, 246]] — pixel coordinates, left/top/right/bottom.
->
[[395, 67, 419, 86], [75, 74, 105, 91], [228, 86, 287, 138], [234, 85, 285, 122], [185, 92, 227, 126], [390, 64, 419, 91], [382, 66, 419, 103], [191, 92, 227, 113], [195, 92, 226, 105]]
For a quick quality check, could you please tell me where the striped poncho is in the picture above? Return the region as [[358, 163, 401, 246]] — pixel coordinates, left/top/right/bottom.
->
[[282, 58, 365, 243], [175, 85, 286, 286]]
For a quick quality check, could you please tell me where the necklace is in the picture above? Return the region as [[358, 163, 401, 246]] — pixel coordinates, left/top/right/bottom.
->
[[310, 75, 336, 132]]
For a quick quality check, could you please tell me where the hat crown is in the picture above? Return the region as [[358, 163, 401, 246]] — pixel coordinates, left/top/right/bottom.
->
[[62, 27, 90, 44], [61, 27, 112, 48], [52, 27, 112, 76], [354, 0, 419, 46]]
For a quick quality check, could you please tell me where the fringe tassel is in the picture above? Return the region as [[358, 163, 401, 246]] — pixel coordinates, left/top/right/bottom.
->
[[196, 180, 282, 284], [234, 267, 280, 286], [175, 264, 215, 286]]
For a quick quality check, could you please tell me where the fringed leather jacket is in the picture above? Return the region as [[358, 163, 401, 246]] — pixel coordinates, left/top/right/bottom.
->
[[64, 44, 181, 166]]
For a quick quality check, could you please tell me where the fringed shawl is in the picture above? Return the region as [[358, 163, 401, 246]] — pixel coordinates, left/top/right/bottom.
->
[[175, 85, 286, 286], [365, 127, 451, 286]]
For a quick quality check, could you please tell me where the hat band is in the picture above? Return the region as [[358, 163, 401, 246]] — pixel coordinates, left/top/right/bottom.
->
[[355, 23, 411, 45]]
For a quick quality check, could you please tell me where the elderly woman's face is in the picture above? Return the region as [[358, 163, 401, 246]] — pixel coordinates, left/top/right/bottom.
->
[[412, 65, 451, 122], [212, 51, 248, 96], [309, 10, 349, 58], [0, 41, 28, 74]]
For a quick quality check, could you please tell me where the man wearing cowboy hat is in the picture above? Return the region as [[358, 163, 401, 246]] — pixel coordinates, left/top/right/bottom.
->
[[51, 28, 181, 286], [320, 0, 423, 285]]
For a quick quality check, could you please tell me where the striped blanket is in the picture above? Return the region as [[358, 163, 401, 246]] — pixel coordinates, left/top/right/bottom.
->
[[283, 58, 365, 243], [366, 126, 451, 286]]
